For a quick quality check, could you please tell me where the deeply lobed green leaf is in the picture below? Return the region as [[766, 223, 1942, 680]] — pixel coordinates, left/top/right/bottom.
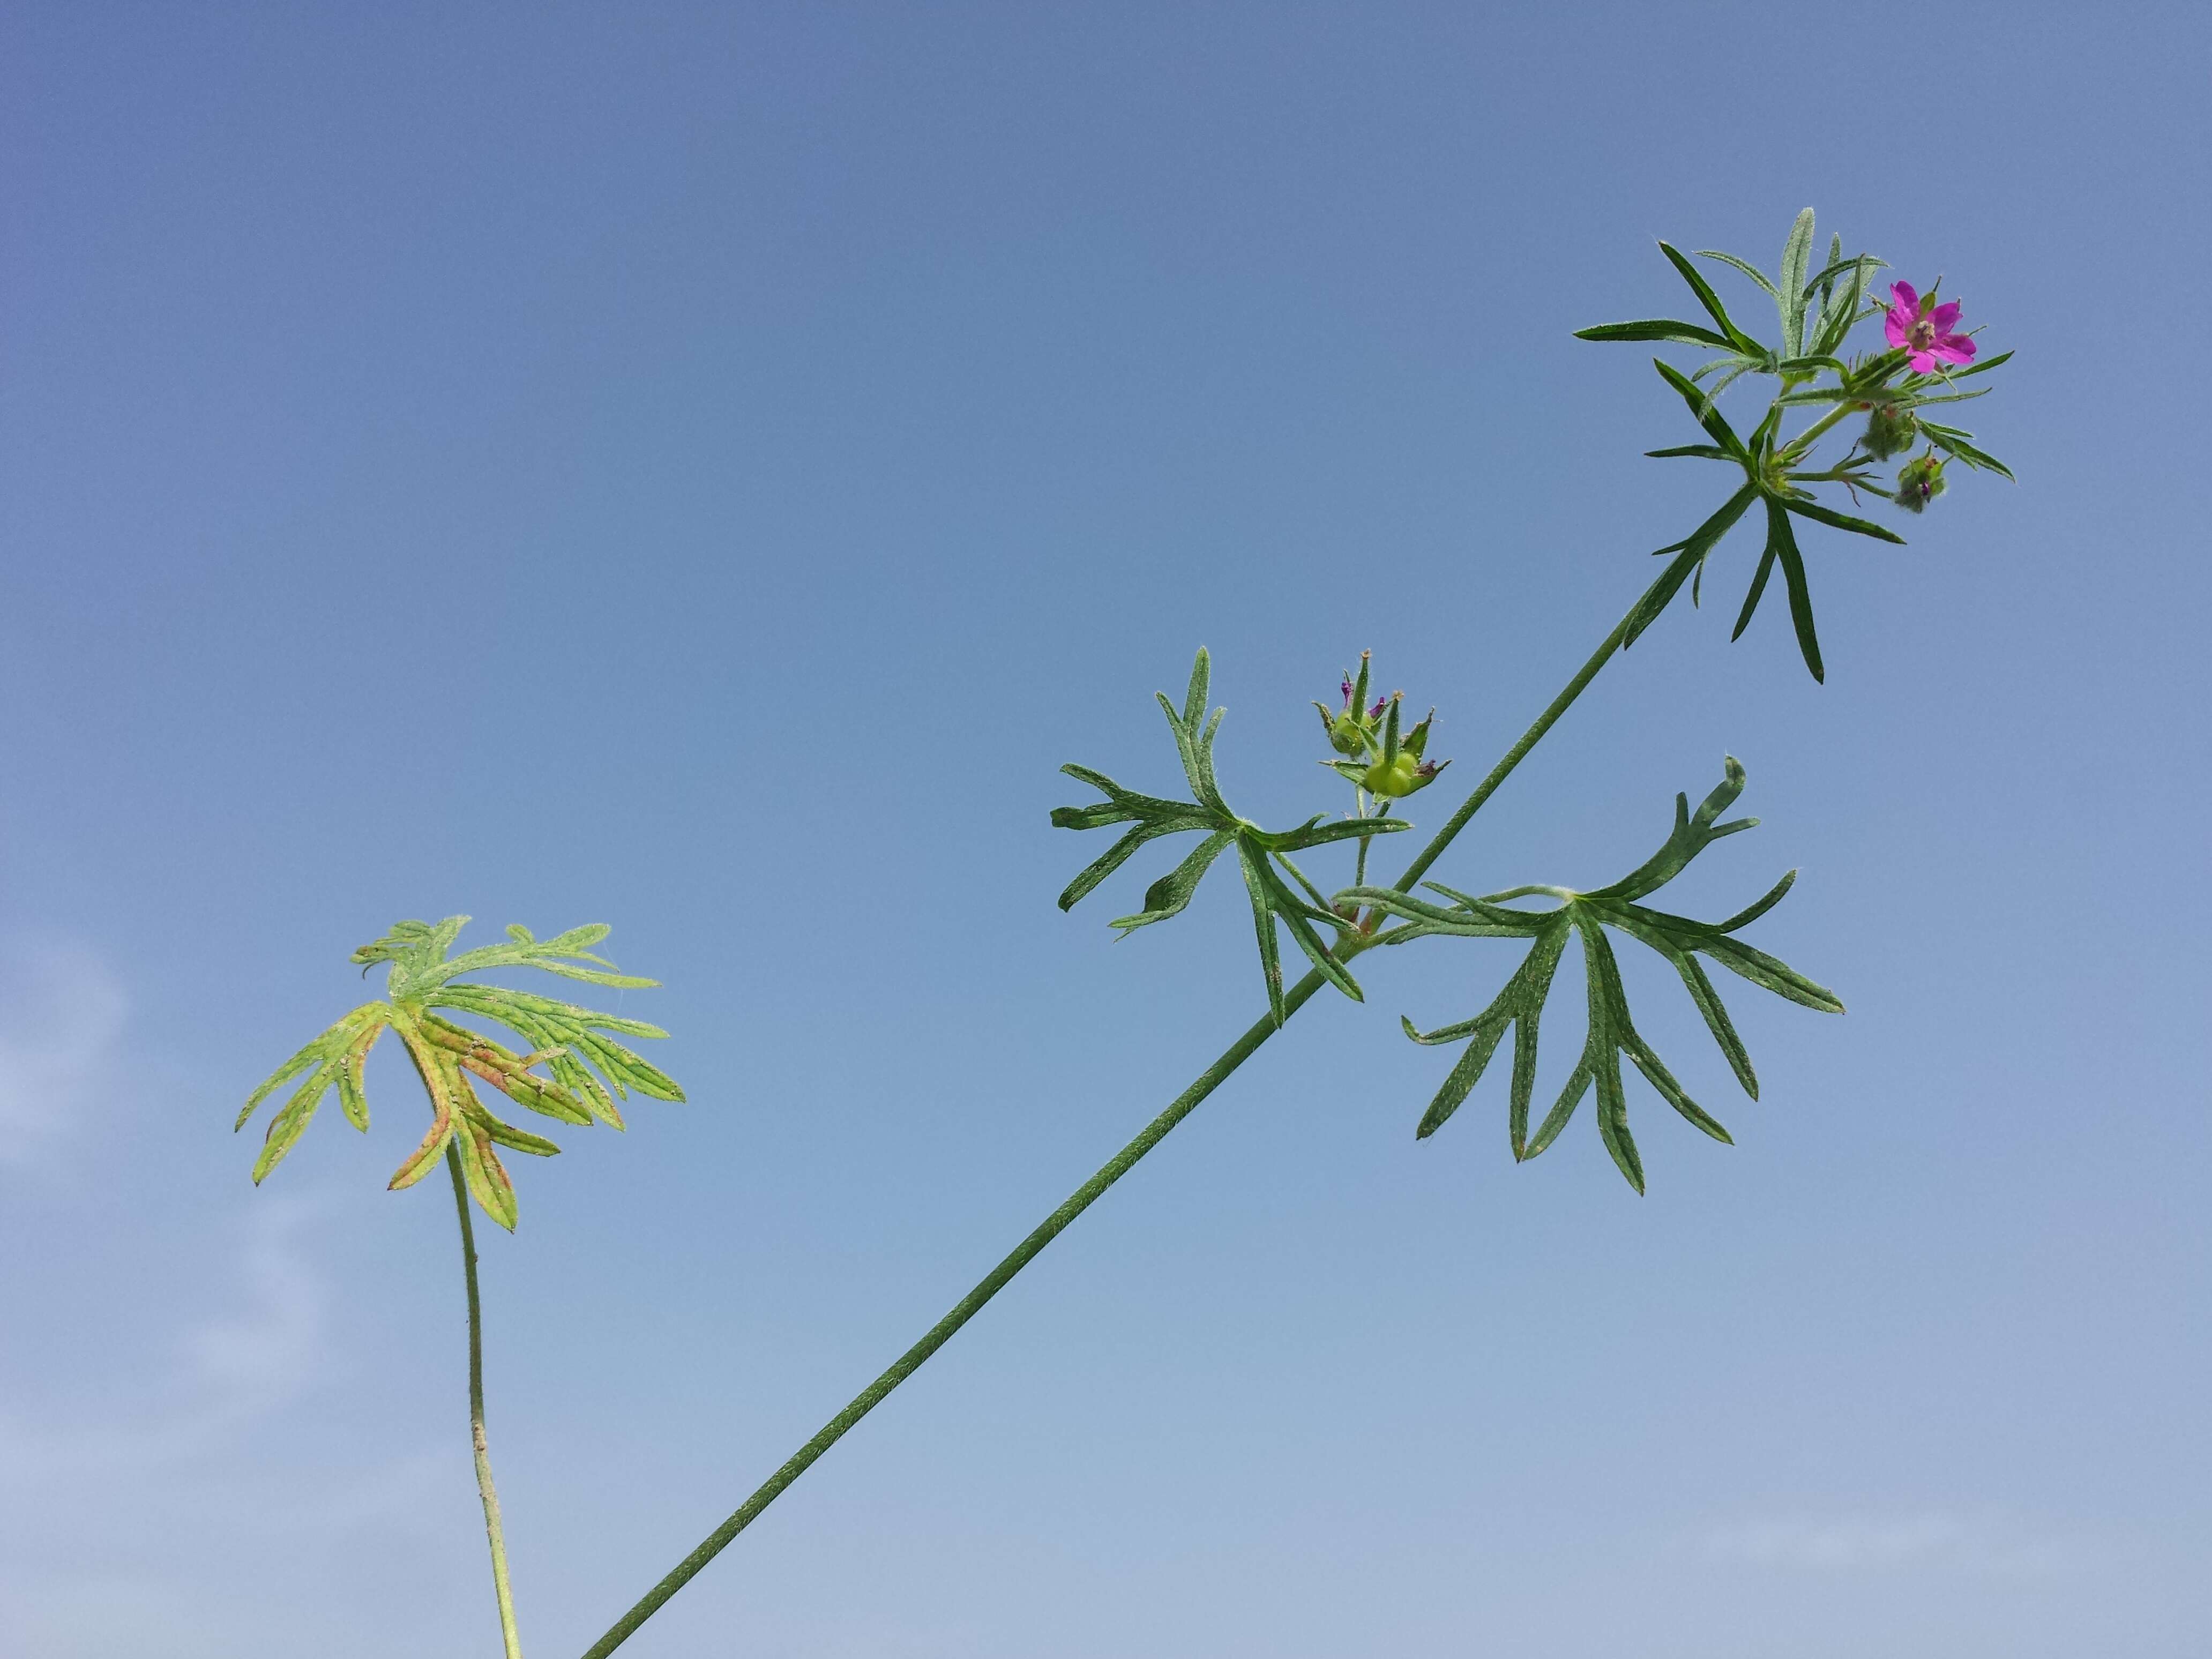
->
[[240, 920, 683, 1224], [1055, 647, 1393, 1025], [1361, 760, 1841, 1190]]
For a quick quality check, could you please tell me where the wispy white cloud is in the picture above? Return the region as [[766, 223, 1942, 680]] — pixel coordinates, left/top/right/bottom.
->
[[0, 1199, 464, 1658], [0, 1198, 327, 1482], [0, 937, 477, 1655], [1700, 1510, 2079, 1576], [0, 935, 128, 1169], [181, 1199, 327, 1408]]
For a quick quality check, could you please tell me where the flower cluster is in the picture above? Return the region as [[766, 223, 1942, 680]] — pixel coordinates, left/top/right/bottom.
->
[[1316, 652, 1448, 800], [1576, 210, 2012, 680]]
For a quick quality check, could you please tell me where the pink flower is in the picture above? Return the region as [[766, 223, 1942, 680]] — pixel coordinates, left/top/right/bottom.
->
[[1884, 281, 1976, 373], [1335, 677, 1385, 720]]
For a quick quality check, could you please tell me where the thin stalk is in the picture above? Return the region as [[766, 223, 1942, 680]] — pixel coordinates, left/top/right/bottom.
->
[[1387, 588, 1648, 896], [580, 565, 1676, 1658], [1780, 398, 1860, 462], [578, 978, 1322, 1659], [450, 1144, 524, 1659]]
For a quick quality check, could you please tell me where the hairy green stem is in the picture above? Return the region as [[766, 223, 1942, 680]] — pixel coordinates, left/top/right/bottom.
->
[[1781, 398, 1860, 462], [580, 569, 1671, 1657], [450, 1145, 524, 1659], [577, 978, 1321, 1659], [1388, 594, 1645, 896]]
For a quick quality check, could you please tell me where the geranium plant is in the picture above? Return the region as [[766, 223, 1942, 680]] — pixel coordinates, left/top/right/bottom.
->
[[240, 918, 683, 1659], [242, 208, 2008, 1657]]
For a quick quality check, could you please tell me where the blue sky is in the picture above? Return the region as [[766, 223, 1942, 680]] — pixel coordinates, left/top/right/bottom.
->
[[3, 4, 2208, 1655]]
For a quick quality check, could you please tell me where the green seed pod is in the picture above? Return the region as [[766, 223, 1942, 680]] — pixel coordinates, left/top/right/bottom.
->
[[1327, 707, 1371, 756], [1862, 402, 1918, 461], [1363, 750, 1447, 798], [1363, 751, 1423, 797], [1894, 451, 1947, 513]]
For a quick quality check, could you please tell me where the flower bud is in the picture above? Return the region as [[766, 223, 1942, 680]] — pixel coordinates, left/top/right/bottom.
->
[[1318, 659, 1450, 797], [1861, 402, 1917, 461], [1894, 451, 1947, 513], [1314, 651, 1382, 756]]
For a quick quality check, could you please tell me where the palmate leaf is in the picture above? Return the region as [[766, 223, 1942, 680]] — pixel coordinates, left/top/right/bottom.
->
[[1339, 758, 1842, 1192], [1054, 648, 1410, 1026], [238, 919, 682, 1228]]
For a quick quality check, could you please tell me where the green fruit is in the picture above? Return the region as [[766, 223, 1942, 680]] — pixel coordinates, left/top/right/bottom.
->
[[1364, 751, 1423, 798], [1862, 403, 1917, 461], [1894, 452, 1947, 513]]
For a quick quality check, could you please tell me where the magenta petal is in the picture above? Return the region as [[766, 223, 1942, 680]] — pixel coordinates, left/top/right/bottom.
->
[[1907, 349, 1939, 373], [1885, 311, 1911, 348], [1932, 336, 1977, 364], [1929, 300, 1963, 331], [1889, 281, 1919, 312]]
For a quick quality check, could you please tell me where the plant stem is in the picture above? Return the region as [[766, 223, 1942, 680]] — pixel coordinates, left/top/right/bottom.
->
[[1386, 595, 1646, 896], [580, 567, 1673, 1658], [449, 1144, 525, 1659], [577, 979, 1321, 1659], [1781, 399, 1859, 461]]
